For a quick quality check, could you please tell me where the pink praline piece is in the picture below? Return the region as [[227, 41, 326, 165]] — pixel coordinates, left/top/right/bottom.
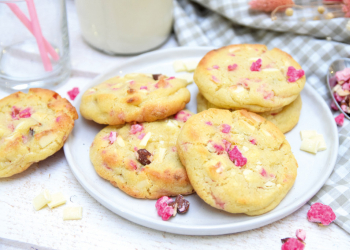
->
[[335, 67, 350, 82], [138, 133, 146, 140], [211, 75, 220, 83], [335, 113, 344, 126], [250, 59, 262, 72], [109, 132, 117, 144], [221, 124, 231, 133], [228, 64, 237, 71], [174, 110, 192, 122], [155, 196, 174, 221], [307, 202, 336, 225], [249, 138, 257, 145], [295, 229, 306, 241], [281, 238, 305, 250], [67, 87, 79, 101], [130, 124, 143, 134], [287, 66, 305, 82], [228, 146, 247, 167]]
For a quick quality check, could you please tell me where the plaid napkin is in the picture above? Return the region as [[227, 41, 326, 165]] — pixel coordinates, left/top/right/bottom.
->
[[173, 0, 350, 233]]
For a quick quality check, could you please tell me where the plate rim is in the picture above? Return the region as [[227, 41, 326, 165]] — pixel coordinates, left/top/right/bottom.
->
[[63, 46, 339, 235]]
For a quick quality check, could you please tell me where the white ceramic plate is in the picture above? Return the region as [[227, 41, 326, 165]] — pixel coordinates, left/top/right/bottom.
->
[[64, 47, 338, 235]]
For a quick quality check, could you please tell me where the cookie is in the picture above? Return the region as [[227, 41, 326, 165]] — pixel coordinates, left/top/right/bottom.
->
[[177, 109, 298, 215], [80, 73, 191, 125], [194, 44, 305, 112], [90, 110, 195, 199], [0, 88, 78, 178], [197, 93, 302, 133]]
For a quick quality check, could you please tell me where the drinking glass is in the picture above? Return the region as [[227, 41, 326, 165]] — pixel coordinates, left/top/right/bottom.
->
[[0, 0, 70, 91]]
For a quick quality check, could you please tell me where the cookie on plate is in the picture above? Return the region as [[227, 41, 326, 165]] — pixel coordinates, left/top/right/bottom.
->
[[0, 88, 78, 178], [194, 44, 305, 112], [197, 93, 302, 133], [90, 110, 195, 199], [80, 73, 191, 125], [177, 109, 298, 215]]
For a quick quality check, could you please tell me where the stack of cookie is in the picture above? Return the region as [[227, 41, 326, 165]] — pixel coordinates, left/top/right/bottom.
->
[[194, 44, 305, 133], [80, 73, 195, 199], [173, 44, 304, 216]]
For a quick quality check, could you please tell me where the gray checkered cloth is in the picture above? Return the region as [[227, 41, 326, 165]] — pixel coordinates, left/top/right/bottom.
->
[[173, 0, 350, 233]]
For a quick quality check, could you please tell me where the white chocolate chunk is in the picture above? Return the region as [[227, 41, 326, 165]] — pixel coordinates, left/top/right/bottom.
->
[[39, 133, 57, 148], [265, 181, 276, 187], [157, 148, 167, 163], [216, 164, 224, 174], [177, 73, 193, 83], [241, 121, 255, 131], [47, 192, 66, 209], [262, 68, 279, 72], [300, 130, 318, 140], [206, 143, 216, 153], [117, 136, 125, 147], [243, 169, 253, 176], [242, 146, 249, 152], [15, 119, 38, 132], [229, 47, 240, 53], [173, 61, 187, 72], [261, 129, 271, 137], [300, 138, 319, 154], [114, 83, 123, 88], [333, 84, 342, 92], [233, 86, 245, 93], [33, 189, 51, 211], [63, 207, 83, 221], [139, 132, 151, 147], [184, 60, 198, 72], [166, 120, 178, 127], [310, 135, 327, 151]]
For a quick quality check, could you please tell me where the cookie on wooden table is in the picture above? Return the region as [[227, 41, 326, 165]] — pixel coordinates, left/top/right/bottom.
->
[[0, 88, 78, 178], [80, 73, 191, 125], [197, 93, 302, 133], [177, 109, 298, 215], [194, 44, 305, 112], [90, 110, 194, 199]]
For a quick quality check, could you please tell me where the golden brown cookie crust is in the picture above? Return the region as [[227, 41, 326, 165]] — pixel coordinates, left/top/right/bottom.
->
[[177, 109, 298, 215], [0, 88, 78, 177], [80, 73, 191, 125]]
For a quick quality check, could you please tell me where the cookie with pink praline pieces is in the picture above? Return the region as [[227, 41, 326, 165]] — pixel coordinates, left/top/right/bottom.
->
[[194, 44, 305, 112], [80, 73, 190, 125], [89, 110, 194, 199], [0, 88, 78, 177], [176, 109, 298, 215]]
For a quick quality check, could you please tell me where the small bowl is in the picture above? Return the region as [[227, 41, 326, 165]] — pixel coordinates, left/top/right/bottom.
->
[[327, 58, 350, 120]]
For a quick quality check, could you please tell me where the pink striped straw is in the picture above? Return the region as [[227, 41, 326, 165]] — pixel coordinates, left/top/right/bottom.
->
[[6, 3, 59, 61], [25, 0, 52, 71]]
